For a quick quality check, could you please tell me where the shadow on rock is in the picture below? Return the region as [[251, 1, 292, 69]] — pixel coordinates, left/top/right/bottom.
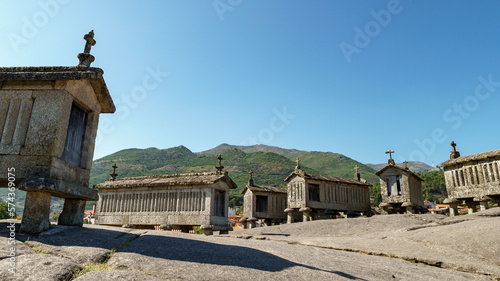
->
[[117, 233, 366, 280]]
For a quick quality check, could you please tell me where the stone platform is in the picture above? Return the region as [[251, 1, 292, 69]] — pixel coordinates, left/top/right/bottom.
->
[[0, 209, 498, 280]]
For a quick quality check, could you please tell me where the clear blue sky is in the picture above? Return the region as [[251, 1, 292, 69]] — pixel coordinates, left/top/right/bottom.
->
[[2, 1, 499, 167]]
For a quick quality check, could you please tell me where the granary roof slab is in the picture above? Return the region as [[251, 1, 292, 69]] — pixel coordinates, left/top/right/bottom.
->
[[0, 66, 115, 113], [241, 184, 287, 194], [95, 171, 237, 189], [375, 164, 423, 181], [284, 169, 371, 187], [436, 148, 500, 168]]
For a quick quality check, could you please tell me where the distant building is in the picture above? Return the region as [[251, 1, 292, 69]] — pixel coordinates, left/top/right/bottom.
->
[[377, 151, 425, 214], [436, 142, 500, 216], [284, 159, 371, 223], [228, 215, 243, 230], [241, 170, 287, 228], [95, 156, 237, 235]]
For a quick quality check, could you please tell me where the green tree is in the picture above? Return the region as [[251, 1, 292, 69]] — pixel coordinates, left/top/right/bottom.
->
[[370, 182, 382, 206], [0, 202, 16, 219], [235, 206, 243, 216], [417, 170, 446, 202]]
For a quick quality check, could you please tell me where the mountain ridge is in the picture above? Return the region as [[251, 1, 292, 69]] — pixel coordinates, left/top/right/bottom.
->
[[89, 144, 442, 207]]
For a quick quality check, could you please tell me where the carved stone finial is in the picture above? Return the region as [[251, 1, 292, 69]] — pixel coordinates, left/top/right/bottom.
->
[[403, 160, 409, 170], [110, 163, 118, 181], [295, 157, 301, 170], [77, 30, 96, 68], [354, 165, 360, 181], [248, 170, 254, 186], [83, 30, 96, 54], [215, 154, 224, 174], [450, 141, 461, 159], [386, 150, 395, 165]]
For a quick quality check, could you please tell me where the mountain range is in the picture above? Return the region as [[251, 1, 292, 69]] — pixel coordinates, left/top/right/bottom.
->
[[89, 144, 437, 206]]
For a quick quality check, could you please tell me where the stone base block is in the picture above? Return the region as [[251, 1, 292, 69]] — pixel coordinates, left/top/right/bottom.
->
[[58, 198, 86, 226], [19, 191, 51, 234]]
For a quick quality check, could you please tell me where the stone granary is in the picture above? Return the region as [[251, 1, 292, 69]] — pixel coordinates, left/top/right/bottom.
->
[[284, 158, 371, 223], [0, 31, 115, 233], [95, 156, 237, 235], [376, 150, 425, 214], [240, 170, 287, 228], [437, 142, 500, 216]]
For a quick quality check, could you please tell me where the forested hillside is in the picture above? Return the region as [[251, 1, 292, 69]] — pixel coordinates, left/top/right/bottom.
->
[[89, 144, 448, 207]]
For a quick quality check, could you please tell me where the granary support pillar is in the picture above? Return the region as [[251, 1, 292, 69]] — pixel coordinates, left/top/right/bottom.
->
[[467, 203, 478, 214], [58, 199, 86, 226], [201, 225, 214, 235], [402, 201, 415, 214], [284, 208, 295, 224], [379, 203, 392, 214], [474, 196, 491, 212], [247, 217, 257, 229], [479, 201, 489, 211], [19, 191, 52, 233], [443, 198, 458, 217], [300, 207, 313, 222], [240, 218, 247, 229]]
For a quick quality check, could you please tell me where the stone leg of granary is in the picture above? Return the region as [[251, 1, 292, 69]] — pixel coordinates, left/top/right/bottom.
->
[[58, 198, 86, 226], [468, 204, 478, 214], [300, 207, 312, 222], [444, 198, 458, 217], [247, 217, 257, 229], [448, 204, 458, 216], [285, 208, 295, 224], [201, 225, 214, 235], [302, 211, 311, 222], [479, 201, 489, 211], [379, 203, 392, 215], [240, 218, 247, 229], [19, 191, 52, 234]]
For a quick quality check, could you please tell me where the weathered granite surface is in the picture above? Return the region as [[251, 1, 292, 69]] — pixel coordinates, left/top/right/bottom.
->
[[234, 207, 500, 278], [107, 230, 489, 281], [0, 253, 79, 281], [0, 210, 498, 280], [73, 270, 163, 281]]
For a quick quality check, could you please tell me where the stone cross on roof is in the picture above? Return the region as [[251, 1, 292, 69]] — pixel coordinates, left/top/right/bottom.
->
[[110, 163, 118, 181], [295, 157, 301, 170], [354, 165, 360, 173], [83, 30, 96, 54], [403, 160, 408, 170], [450, 141, 461, 159], [386, 150, 395, 165], [77, 30, 96, 68], [215, 154, 224, 174], [248, 170, 254, 186], [354, 165, 360, 181]]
